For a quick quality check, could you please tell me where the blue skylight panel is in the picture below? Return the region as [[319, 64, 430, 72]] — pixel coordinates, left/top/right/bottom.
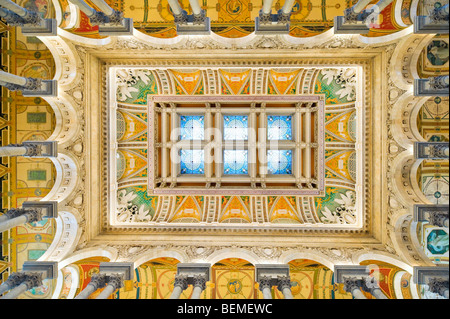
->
[[180, 149, 204, 174], [180, 115, 204, 140], [223, 150, 248, 175], [267, 150, 292, 174], [267, 115, 292, 140], [223, 115, 248, 140]]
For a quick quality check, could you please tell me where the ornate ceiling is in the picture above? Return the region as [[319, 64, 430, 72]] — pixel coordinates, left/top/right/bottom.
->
[[0, 0, 448, 300]]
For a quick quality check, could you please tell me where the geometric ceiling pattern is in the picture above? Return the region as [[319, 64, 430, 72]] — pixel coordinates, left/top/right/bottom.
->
[[114, 66, 358, 225], [0, 0, 448, 300]]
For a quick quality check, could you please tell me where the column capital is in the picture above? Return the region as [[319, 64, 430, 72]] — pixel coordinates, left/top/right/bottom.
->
[[343, 7, 360, 23], [276, 275, 292, 292], [258, 275, 272, 292], [88, 10, 110, 26], [414, 77, 449, 96], [106, 10, 124, 25], [173, 274, 189, 290], [342, 276, 366, 293], [0, 6, 41, 26], [89, 273, 108, 290], [106, 273, 125, 290], [429, 75, 450, 90], [258, 9, 272, 25], [22, 272, 44, 290], [6, 141, 57, 158], [414, 204, 449, 226], [192, 9, 207, 25], [427, 277, 449, 298], [1, 77, 42, 92], [0, 8, 26, 26], [4, 208, 29, 220], [414, 142, 449, 159], [430, 4, 449, 23], [276, 9, 291, 24], [2, 272, 28, 289], [192, 274, 207, 290], [428, 211, 449, 228]]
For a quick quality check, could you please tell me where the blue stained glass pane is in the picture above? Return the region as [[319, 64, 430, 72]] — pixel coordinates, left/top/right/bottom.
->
[[223, 150, 248, 175], [180, 115, 204, 140], [267, 150, 292, 174], [267, 115, 292, 140], [180, 149, 204, 174], [224, 115, 248, 140]]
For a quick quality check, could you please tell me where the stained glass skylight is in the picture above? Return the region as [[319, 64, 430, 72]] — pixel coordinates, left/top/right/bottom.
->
[[223, 115, 248, 140], [267, 115, 292, 140], [223, 150, 248, 175], [267, 150, 292, 174], [180, 115, 204, 140], [180, 149, 204, 174]]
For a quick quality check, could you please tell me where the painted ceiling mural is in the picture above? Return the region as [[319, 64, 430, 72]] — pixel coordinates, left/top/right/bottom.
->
[[415, 93, 449, 266], [60, 257, 411, 299], [114, 66, 358, 226], [53, 0, 412, 39], [57, 258, 416, 299], [0, 6, 57, 299], [0, 0, 448, 300]]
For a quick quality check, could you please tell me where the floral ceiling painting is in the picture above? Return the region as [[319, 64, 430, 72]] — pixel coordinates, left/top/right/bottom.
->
[[112, 67, 359, 226]]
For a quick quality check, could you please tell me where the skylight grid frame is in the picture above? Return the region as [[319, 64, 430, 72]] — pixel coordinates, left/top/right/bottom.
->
[[148, 95, 325, 195]]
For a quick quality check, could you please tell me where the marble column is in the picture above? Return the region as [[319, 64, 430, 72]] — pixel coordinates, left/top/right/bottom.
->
[[0, 272, 27, 295], [190, 274, 207, 299], [96, 273, 124, 299], [259, 0, 275, 24], [428, 277, 449, 299], [258, 276, 273, 299], [414, 266, 449, 299], [90, 0, 123, 24], [0, 201, 57, 232], [167, 0, 187, 24], [335, 265, 388, 299], [277, 275, 294, 299], [0, 272, 43, 299], [188, 0, 202, 15], [428, 214, 449, 228], [75, 273, 107, 299], [344, 0, 372, 22], [0, 70, 41, 91], [344, 0, 394, 23], [170, 263, 210, 299], [0, 145, 28, 157], [0, 261, 57, 299], [0, 208, 41, 233], [429, 75, 450, 91], [91, 0, 114, 16], [172, 0, 209, 33], [414, 205, 449, 228], [414, 142, 449, 160], [0, 0, 57, 35], [0, 141, 58, 158], [414, 3, 449, 34], [0, 70, 57, 96], [0, 0, 41, 25], [188, 0, 206, 25], [277, 0, 295, 23], [364, 276, 388, 299], [415, 76, 449, 96], [430, 4, 449, 23], [169, 274, 189, 299], [69, 0, 109, 25], [342, 277, 368, 299]]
